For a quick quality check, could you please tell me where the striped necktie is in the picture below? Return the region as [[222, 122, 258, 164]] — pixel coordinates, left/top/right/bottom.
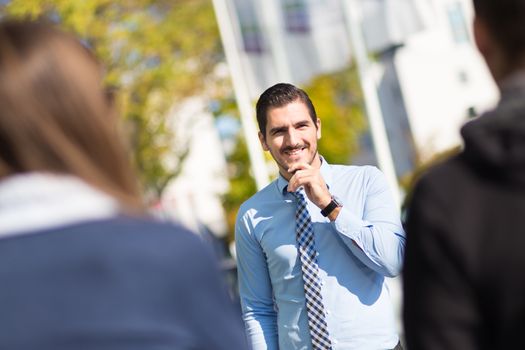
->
[[293, 190, 332, 350]]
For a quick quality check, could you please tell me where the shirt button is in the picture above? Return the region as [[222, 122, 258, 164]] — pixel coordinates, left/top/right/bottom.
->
[[325, 309, 330, 315], [333, 339, 338, 345]]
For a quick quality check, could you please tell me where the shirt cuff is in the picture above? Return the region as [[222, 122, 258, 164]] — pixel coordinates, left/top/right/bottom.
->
[[332, 206, 369, 240]]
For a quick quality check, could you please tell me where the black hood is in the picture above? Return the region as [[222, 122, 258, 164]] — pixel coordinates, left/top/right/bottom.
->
[[461, 72, 525, 185]]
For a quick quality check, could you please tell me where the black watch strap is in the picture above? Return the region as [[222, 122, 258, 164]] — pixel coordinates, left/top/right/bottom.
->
[[320, 196, 341, 217]]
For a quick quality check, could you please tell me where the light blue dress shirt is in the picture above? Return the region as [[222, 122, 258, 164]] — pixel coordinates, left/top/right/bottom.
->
[[235, 159, 405, 350]]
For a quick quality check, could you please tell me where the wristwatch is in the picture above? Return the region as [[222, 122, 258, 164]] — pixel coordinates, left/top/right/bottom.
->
[[320, 195, 342, 217]]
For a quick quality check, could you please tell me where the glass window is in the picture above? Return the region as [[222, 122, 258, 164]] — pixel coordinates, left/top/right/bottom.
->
[[447, 2, 470, 44]]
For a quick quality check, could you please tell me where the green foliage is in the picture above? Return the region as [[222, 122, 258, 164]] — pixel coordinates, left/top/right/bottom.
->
[[304, 64, 366, 165], [209, 95, 255, 241], [1, 0, 224, 198], [223, 136, 257, 241]]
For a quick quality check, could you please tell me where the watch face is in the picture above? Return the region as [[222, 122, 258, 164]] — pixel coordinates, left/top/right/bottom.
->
[[321, 195, 343, 217], [332, 196, 342, 207]]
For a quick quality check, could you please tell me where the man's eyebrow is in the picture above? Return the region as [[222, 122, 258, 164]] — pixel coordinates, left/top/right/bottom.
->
[[294, 120, 310, 126], [269, 126, 287, 134]]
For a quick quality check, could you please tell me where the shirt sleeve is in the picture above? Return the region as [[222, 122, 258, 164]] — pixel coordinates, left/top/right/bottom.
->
[[235, 211, 278, 350], [403, 175, 481, 350], [332, 166, 405, 277]]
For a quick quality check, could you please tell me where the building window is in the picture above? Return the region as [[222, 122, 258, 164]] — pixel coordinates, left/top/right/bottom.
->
[[447, 2, 470, 44], [233, 0, 265, 53], [283, 0, 310, 33], [241, 24, 265, 53]]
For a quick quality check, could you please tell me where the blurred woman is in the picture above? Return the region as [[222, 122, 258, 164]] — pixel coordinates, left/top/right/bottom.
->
[[0, 19, 247, 350]]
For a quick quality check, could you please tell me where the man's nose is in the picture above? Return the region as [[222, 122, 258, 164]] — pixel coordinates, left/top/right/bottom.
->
[[285, 129, 299, 145]]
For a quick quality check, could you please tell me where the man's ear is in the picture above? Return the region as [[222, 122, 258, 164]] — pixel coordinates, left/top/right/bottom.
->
[[473, 15, 507, 82], [316, 118, 321, 139], [473, 16, 491, 58], [258, 131, 269, 151]]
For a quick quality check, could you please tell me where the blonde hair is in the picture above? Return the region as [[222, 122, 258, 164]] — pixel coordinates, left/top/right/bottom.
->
[[0, 20, 143, 210]]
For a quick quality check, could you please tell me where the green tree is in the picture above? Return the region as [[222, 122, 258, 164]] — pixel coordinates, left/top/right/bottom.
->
[[304, 64, 365, 165], [1, 0, 226, 199], [222, 137, 257, 239]]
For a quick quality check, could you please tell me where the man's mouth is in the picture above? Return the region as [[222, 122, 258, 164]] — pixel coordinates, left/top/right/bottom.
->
[[283, 146, 306, 156]]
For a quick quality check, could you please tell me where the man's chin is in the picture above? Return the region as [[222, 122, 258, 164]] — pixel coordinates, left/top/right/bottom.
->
[[282, 160, 300, 171], [282, 154, 304, 164]]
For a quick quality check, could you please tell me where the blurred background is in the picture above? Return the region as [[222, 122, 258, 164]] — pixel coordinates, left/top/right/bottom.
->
[[0, 0, 499, 336]]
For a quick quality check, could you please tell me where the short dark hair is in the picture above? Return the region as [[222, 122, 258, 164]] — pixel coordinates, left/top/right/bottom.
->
[[255, 83, 317, 137], [473, 0, 525, 61]]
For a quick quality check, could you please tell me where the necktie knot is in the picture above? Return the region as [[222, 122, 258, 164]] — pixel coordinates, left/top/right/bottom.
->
[[291, 188, 306, 202]]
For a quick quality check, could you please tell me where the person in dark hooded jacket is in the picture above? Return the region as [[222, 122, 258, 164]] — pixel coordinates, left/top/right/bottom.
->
[[403, 0, 525, 349]]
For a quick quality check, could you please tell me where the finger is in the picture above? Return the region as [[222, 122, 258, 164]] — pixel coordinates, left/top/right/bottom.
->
[[287, 174, 299, 192], [287, 171, 311, 192], [289, 173, 316, 192], [287, 162, 312, 174]]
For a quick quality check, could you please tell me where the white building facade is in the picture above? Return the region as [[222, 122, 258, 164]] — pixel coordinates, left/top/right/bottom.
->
[[389, 0, 498, 160]]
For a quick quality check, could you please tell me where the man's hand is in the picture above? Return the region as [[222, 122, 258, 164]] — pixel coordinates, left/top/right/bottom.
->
[[287, 163, 332, 210]]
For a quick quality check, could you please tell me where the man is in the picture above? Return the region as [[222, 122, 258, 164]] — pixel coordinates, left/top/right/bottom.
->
[[235, 83, 405, 349], [403, 1, 525, 349]]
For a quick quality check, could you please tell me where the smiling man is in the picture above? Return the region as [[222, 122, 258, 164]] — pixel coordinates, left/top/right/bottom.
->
[[235, 83, 406, 350]]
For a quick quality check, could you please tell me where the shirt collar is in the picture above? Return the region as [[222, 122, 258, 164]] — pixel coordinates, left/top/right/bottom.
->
[[276, 156, 333, 196], [0, 172, 120, 238]]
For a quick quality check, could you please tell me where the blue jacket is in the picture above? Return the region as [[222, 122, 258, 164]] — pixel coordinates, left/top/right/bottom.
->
[[0, 216, 248, 350]]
